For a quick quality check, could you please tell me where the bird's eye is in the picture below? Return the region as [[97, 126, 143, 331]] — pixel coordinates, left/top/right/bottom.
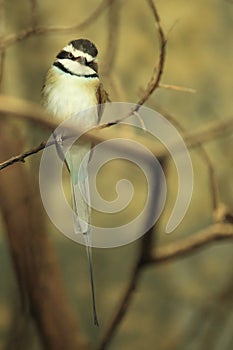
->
[[67, 52, 74, 59]]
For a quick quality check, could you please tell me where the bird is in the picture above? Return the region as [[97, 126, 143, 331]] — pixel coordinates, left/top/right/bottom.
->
[[41, 38, 109, 326]]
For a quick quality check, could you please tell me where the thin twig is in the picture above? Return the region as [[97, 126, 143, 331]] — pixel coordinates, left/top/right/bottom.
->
[[0, 0, 114, 49], [0, 0, 5, 91], [0, 141, 47, 170], [183, 118, 233, 149], [159, 83, 196, 93], [29, 0, 38, 28], [0, 50, 5, 91], [132, 111, 147, 130]]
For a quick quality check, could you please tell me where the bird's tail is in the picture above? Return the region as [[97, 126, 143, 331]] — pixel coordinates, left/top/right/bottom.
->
[[84, 232, 99, 326], [67, 144, 99, 326]]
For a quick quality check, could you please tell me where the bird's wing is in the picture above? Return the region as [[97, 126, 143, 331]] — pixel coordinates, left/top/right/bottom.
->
[[96, 83, 111, 123]]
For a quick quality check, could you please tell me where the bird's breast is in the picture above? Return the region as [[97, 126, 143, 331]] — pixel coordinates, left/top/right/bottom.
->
[[43, 69, 99, 128]]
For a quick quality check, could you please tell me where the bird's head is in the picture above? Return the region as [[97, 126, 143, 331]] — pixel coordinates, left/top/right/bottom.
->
[[53, 39, 99, 77]]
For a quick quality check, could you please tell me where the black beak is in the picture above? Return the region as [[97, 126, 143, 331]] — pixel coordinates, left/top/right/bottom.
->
[[76, 56, 87, 65]]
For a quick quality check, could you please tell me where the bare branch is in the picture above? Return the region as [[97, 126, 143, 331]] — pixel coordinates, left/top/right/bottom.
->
[[135, 0, 166, 109], [0, 141, 47, 170], [0, 0, 5, 91], [29, 0, 38, 26], [199, 150, 220, 211], [0, 50, 5, 91], [29, 0, 38, 28], [159, 83, 196, 93], [183, 118, 233, 149], [149, 223, 233, 265], [0, 0, 114, 49], [0, 96, 233, 171]]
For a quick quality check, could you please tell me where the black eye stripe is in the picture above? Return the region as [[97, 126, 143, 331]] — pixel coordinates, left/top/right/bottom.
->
[[56, 50, 98, 72], [56, 50, 75, 60]]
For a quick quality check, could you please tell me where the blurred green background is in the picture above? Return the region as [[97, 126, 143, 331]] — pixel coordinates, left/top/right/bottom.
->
[[0, 0, 233, 349]]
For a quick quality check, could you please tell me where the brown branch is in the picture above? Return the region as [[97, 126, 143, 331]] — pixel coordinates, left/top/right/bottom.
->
[[159, 83, 196, 93], [0, 0, 5, 91], [0, 49, 5, 91], [148, 223, 233, 265], [199, 151, 220, 211], [0, 141, 47, 170], [0, 96, 233, 171], [29, 0, 38, 28], [1, 115, 233, 171], [0, 0, 114, 49], [135, 0, 166, 109], [183, 117, 233, 149]]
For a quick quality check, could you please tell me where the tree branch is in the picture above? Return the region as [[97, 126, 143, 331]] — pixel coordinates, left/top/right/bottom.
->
[[0, 95, 233, 171], [0, 141, 47, 170], [0, 0, 114, 49], [148, 223, 233, 265], [0, 0, 6, 92], [135, 0, 167, 108], [29, 0, 38, 28]]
